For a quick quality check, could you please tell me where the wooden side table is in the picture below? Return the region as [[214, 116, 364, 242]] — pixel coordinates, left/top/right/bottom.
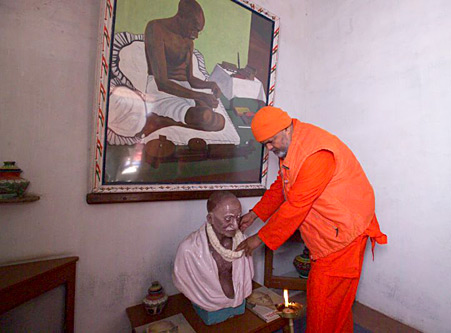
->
[[126, 282, 288, 333], [0, 256, 79, 333]]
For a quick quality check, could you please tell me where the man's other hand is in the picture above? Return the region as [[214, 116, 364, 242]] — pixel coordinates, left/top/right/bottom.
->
[[239, 210, 257, 231], [236, 234, 263, 256], [198, 93, 219, 108]]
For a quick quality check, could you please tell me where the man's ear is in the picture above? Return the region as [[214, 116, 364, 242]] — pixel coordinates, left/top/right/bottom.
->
[[206, 212, 212, 223], [285, 124, 292, 134], [285, 124, 294, 138]]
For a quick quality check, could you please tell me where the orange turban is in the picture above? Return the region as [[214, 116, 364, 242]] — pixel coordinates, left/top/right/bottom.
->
[[251, 106, 292, 142]]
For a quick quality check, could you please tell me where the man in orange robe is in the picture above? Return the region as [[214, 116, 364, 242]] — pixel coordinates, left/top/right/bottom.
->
[[237, 106, 387, 332]]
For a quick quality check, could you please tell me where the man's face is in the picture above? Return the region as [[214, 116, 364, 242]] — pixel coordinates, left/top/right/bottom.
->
[[182, 12, 205, 40], [262, 127, 292, 159], [207, 197, 242, 238]]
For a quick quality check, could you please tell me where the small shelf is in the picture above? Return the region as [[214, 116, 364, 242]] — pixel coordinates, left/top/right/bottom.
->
[[0, 194, 40, 204]]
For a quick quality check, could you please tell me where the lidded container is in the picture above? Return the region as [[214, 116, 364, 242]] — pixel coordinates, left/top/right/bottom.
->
[[0, 161, 30, 199], [293, 246, 311, 279], [143, 281, 168, 315]]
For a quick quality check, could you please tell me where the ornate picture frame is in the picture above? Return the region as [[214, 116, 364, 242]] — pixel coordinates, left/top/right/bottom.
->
[[87, 0, 280, 203]]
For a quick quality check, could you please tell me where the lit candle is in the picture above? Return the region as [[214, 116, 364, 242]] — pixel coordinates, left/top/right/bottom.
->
[[282, 289, 295, 314], [284, 289, 289, 307]]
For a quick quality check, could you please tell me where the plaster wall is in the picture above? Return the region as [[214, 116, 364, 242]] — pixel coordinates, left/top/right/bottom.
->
[[0, 0, 305, 332], [2, 0, 449, 332], [301, 1, 451, 332]]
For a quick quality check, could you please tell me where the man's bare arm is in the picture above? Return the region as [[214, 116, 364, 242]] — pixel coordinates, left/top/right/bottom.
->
[[145, 21, 218, 107], [187, 47, 221, 98]]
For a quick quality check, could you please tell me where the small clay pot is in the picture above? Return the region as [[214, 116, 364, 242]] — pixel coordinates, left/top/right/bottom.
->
[[143, 281, 168, 315], [293, 247, 311, 279], [144, 136, 176, 169], [0, 161, 30, 199], [188, 138, 207, 151]]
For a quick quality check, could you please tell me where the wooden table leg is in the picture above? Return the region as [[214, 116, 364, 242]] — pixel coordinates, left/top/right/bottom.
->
[[64, 263, 77, 333]]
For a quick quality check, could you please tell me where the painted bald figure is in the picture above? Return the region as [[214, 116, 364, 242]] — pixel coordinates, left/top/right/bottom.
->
[[139, 0, 225, 137]]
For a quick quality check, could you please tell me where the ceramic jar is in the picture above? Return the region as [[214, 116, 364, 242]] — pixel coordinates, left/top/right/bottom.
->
[[293, 246, 311, 279], [143, 281, 168, 315], [0, 161, 30, 199]]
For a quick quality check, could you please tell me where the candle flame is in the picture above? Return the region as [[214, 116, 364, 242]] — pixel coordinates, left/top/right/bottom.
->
[[284, 289, 289, 307]]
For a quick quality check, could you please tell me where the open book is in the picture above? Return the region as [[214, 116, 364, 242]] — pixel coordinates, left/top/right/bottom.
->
[[246, 286, 284, 323]]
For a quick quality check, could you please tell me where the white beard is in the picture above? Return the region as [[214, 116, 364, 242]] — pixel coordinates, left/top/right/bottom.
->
[[273, 149, 287, 158]]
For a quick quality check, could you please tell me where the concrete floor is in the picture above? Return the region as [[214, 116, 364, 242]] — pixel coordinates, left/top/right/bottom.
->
[[280, 289, 421, 332], [353, 301, 422, 333]]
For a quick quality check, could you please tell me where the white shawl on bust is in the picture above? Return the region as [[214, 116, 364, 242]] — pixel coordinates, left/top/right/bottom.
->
[[173, 223, 254, 312]]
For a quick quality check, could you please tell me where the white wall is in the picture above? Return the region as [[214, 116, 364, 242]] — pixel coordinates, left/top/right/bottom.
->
[[2, 0, 449, 332], [0, 0, 306, 332], [301, 1, 451, 332]]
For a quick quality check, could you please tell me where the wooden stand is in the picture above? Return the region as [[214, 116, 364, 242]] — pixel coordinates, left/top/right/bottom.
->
[[0, 256, 79, 332], [126, 282, 288, 333], [264, 231, 307, 291]]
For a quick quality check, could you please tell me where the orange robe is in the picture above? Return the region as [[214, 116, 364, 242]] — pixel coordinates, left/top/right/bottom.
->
[[306, 216, 386, 333], [253, 150, 387, 332], [254, 150, 336, 250]]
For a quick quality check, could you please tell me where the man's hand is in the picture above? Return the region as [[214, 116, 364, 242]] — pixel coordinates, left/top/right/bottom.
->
[[197, 92, 219, 109], [208, 81, 221, 98], [236, 234, 263, 256], [239, 210, 257, 231]]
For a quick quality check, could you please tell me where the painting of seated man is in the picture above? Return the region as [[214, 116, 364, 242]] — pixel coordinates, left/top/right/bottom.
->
[[101, 0, 278, 188]]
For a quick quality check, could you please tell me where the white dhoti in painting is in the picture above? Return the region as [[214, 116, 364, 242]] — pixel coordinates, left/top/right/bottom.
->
[[145, 75, 196, 123]]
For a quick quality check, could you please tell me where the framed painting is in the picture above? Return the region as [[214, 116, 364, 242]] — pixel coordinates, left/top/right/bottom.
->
[[87, 0, 280, 204]]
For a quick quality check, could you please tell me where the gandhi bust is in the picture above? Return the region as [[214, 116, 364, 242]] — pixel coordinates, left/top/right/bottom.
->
[[173, 191, 254, 315]]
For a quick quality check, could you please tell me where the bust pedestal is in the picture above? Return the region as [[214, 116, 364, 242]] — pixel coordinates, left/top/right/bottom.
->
[[192, 301, 246, 325]]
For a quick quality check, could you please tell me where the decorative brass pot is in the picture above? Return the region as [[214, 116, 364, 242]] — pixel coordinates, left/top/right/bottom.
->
[[293, 246, 311, 279], [143, 281, 168, 315], [0, 161, 30, 199]]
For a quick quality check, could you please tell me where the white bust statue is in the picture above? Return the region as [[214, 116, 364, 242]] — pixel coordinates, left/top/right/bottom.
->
[[172, 191, 254, 313]]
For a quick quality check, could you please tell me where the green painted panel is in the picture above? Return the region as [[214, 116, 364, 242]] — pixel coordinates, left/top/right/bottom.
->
[[114, 0, 251, 73]]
